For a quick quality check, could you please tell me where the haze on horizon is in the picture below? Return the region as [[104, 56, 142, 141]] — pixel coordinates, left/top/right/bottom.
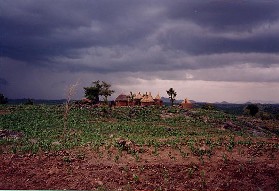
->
[[1, 0, 279, 103]]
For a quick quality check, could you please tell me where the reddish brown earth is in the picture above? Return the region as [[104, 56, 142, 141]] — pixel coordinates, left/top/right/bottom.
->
[[0, 110, 10, 115], [1, 145, 279, 191]]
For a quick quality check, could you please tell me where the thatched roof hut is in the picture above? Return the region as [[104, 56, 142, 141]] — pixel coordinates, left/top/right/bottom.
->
[[115, 94, 128, 101], [154, 93, 163, 106], [141, 92, 155, 106], [135, 92, 143, 100], [182, 98, 191, 104], [115, 94, 128, 106], [154, 93, 161, 100], [147, 92, 154, 102], [133, 92, 143, 106], [181, 98, 192, 109]]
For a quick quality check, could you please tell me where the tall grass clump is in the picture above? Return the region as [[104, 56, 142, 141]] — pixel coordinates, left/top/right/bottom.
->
[[63, 81, 79, 143]]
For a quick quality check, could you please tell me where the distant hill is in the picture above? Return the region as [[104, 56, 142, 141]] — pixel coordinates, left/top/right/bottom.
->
[[7, 99, 66, 105], [214, 101, 231, 104], [161, 97, 183, 103], [245, 100, 279, 104]]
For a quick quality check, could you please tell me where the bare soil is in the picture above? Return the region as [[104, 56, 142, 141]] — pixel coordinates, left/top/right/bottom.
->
[[0, 110, 11, 115], [1, 144, 279, 191]]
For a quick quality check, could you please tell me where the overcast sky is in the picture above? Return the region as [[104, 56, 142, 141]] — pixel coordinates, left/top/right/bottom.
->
[[1, 0, 279, 103]]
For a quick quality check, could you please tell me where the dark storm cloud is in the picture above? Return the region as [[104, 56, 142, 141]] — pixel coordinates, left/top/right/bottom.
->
[[159, 31, 279, 55], [154, 1, 279, 56], [0, 0, 159, 62], [1, 0, 279, 78], [0, 78, 8, 86], [167, 1, 279, 31]]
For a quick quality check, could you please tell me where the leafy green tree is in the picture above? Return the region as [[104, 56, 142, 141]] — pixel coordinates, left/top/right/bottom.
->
[[100, 81, 115, 103], [0, 93, 8, 104], [84, 80, 102, 104], [245, 104, 259, 117], [166, 88, 177, 106], [84, 80, 114, 104]]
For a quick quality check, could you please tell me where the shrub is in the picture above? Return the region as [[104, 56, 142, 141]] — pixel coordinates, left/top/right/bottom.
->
[[24, 98, 34, 105], [256, 111, 273, 120], [201, 103, 216, 110], [0, 93, 8, 104], [245, 104, 259, 117]]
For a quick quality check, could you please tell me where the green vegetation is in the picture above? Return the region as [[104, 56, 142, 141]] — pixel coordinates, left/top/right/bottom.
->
[[24, 98, 34, 105], [84, 80, 103, 104], [0, 93, 8, 104], [84, 81, 114, 104], [245, 104, 259, 116], [100, 81, 115, 103], [0, 104, 278, 156], [201, 103, 216, 110]]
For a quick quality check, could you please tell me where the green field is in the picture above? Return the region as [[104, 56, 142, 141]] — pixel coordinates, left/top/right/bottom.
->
[[0, 104, 279, 190], [0, 104, 278, 155]]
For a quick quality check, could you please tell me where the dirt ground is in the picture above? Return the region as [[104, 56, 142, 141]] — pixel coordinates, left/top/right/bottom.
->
[[1, 145, 279, 191]]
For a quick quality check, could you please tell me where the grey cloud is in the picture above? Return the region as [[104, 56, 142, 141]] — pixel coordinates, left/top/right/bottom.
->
[[0, 78, 8, 86], [129, 64, 279, 83], [157, 23, 279, 55], [1, 0, 279, 100], [184, 67, 279, 83], [0, 0, 160, 63], [1, 0, 279, 67], [166, 1, 279, 31]]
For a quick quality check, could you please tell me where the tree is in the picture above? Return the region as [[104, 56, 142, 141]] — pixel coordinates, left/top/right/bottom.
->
[[84, 80, 102, 104], [245, 104, 259, 117], [100, 81, 115, 103], [166, 88, 177, 106], [84, 80, 114, 104], [127, 91, 135, 106], [0, 93, 8, 104], [24, 98, 34, 105]]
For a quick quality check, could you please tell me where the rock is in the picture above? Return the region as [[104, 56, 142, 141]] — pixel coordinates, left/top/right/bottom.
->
[[267, 164, 276, 168], [223, 121, 241, 131], [126, 140, 136, 151], [165, 127, 172, 131], [116, 138, 126, 147], [199, 146, 207, 151], [48, 167, 60, 175], [116, 138, 136, 151], [252, 130, 266, 137], [29, 139, 38, 144], [96, 180, 103, 186], [0, 129, 24, 139], [52, 141, 61, 146]]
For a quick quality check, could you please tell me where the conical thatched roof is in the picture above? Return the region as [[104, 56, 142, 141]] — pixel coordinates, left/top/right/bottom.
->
[[141, 92, 154, 102], [182, 98, 191, 104], [115, 94, 128, 101], [135, 92, 143, 100], [154, 93, 161, 100], [140, 94, 148, 102]]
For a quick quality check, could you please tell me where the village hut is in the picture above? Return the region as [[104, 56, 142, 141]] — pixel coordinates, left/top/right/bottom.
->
[[154, 93, 163, 106], [115, 94, 128, 106], [133, 92, 143, 106], [141, 92, 155, 106], [181, 98, 192, 109]]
